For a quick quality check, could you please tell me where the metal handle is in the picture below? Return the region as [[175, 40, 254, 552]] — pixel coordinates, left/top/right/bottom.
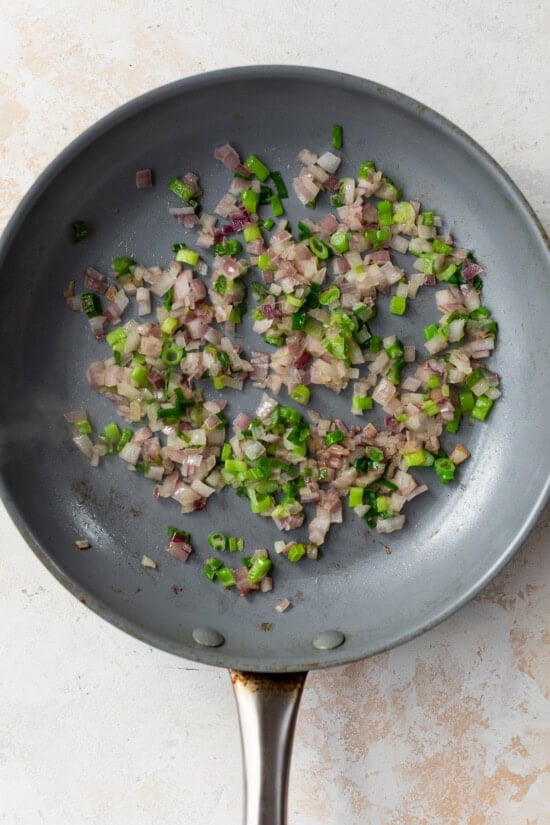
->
[[230, 670, 308, 825]]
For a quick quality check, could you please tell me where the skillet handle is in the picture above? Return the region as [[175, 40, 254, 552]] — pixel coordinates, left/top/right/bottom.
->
[[230, 670, 308, 825]]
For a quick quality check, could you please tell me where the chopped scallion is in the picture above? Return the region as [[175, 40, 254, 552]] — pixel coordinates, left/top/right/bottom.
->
[[403, 449, 428, 467], [348, 487, 363, 508], [81, 292, 102, 318], [432, 239, 453, 255], [270, 171, 288, 199], [72, 221, 89, 242], [117, 428, 132, 452], [258, 254, 275, 270], [270, 195, 284, 217], [359, 161, 376, 177], [291, 384, 310, 405], [471, 395, 493, 421], [389, 295, 407, 316], [161, 341, 184, 366], [213, 566, 235, 588], [204, 557, 223, 580], [241, 189, 260, 214], [331, 123, 343, 150], [243, 225, 262, 243], [377, 200, 393, 227], [161, 316, 179, 337], [131, 364, 149, 388], [208, 532, 227, 552], [112, 256, 135, 277], [309, 237, 330, 260], [287, 543, 306, 563], [228, 536, 244, 552], [103, 421, 121, 444], [244, 154, 271, 182], [175, 247, 200, 266], [319, 286, 341, 305], [297, 221, 312, 240], [459, 390, 475, 414], [434, 457, 455, 483], [330, 230, 349, 254], [163, 287, 174, 309], [225, 459, 248, 474], [167, 525, 190, 540], [75, 418, 92, 435], [352, 395, 373, 411], [324, 429, 344, 446], [247, 556, 271, 583], [259, 185, 273, 206], [168, 177, 195, 202]]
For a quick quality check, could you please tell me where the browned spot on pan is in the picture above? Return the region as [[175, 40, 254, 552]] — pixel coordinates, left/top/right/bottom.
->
[[71, 478, 92, 505]]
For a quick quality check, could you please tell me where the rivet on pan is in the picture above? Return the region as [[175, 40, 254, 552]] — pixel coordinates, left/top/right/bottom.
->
[[312, 630, 345, 651], [192, 627, 225, 648]]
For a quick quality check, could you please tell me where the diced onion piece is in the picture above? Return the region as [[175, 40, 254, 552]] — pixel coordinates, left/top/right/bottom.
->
[[316, 151, 342, 174], [136, 169, 153, 189], [74, 539, 91, 550], [449, 444, 470, 465], [119, 443, 142, 465], [141, 554, 157, 568]]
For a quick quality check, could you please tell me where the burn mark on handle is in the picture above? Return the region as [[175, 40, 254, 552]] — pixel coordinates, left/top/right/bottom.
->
[[230, 670, 308, 693]]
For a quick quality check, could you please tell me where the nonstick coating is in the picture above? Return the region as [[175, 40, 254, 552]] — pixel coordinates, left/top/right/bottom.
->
[[0, 66, 548, 672]]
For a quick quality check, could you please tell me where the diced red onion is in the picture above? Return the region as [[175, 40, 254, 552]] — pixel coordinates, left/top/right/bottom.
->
[[84, 266, 108, 294], [169, 206, 195, 216], [166, 535, 193, 562], [66, 295, 82, 311], [324, 175, 341, 193], [369, 250, 391, 264], [136, 287, 151, 316], [88, 315, 106, 339], [214, 143, 243, 172], [135, 169, 153, 189], [462, 262, 484, 282], [292, 174, 320, 205]]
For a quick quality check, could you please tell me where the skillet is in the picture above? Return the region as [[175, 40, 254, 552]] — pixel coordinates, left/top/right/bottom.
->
[[0, 66, 549, 824]]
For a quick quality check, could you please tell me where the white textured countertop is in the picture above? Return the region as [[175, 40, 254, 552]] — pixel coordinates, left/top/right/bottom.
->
[[1, 2, 549, 823]]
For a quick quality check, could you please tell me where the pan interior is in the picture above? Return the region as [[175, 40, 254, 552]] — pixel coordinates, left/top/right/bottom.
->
[[0, 67, 549, 671]]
